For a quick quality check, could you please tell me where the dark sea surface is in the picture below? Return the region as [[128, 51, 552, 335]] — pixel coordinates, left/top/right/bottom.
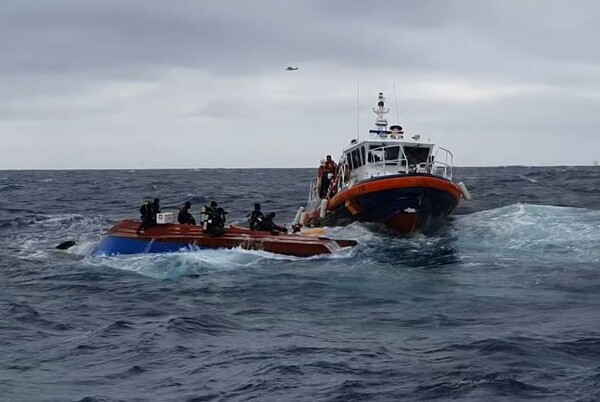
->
[[1, 166, 599, 402]]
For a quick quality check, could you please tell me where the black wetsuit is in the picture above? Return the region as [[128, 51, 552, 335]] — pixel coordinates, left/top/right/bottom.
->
[[248, 210, 265, 231], [204, 206, 227, 234], [178, 207, 196, 225], [258, 216, 288, 233], [139, 202, 156, 229]]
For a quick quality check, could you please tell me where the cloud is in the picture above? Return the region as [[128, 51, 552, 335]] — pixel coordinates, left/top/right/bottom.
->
[[0, 0, 599, 168]]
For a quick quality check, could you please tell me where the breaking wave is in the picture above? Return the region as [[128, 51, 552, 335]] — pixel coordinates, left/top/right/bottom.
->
[[455, 203, 600, 264]]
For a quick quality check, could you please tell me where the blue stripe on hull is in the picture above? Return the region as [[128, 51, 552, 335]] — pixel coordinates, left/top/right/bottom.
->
[[93, 235, 200, 256]]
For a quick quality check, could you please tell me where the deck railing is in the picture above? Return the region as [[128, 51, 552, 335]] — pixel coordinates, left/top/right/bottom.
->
[[308, 177, 319, 204], [310, 145, 455, 203], [433, 147, 453, 180], [366, 144, 410, 176]]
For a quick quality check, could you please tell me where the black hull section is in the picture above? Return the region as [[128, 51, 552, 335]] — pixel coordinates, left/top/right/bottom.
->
[[322, 187, 459, 233]]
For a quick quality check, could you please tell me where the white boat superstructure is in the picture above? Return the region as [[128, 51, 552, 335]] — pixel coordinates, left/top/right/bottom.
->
[[308, 92, 455, 204], [341, 92, 454, 183]]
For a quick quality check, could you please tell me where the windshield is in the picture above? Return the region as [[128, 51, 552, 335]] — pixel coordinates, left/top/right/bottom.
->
[[368, 144, 400, 163]]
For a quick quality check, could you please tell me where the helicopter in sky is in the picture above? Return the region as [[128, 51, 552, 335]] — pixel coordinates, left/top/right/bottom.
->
[[285, 66, 299, 71]]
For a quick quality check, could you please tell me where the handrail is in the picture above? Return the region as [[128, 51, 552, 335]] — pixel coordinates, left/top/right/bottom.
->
[[308, 177, 319, 204], [434, 147, 454, 180], [330, 143, 455, 197]]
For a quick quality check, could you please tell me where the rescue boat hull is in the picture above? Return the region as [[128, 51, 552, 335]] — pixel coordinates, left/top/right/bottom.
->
[[307, 175, 461, 234], [93, 220, 356, 257]]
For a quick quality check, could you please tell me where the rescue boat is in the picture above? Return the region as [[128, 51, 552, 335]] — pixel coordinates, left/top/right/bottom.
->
[[93, 219, 357, 257], [300, 92, 470, 234]]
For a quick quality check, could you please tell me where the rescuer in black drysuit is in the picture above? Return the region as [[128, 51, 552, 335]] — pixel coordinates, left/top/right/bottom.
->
[[257, 212, 288, 233], [139, 198, 160, 230], [203, 201, 227, 235], [247, 203, 265, 231], [178, 201, 196, 225]]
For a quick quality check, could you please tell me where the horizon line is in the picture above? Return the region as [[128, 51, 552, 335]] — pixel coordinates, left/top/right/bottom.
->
[[0, 164, 597, 171]]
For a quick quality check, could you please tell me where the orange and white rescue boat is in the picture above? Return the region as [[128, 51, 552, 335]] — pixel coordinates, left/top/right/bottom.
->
[[299, 92, 470, 234]]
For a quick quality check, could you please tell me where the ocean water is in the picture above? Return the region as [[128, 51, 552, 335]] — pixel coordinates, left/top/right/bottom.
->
[[1, 166, 599, 402]]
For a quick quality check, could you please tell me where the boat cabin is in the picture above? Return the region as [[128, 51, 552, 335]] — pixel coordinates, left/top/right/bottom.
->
[[335, 92, 453, 190], [308, 92, 454, 203]]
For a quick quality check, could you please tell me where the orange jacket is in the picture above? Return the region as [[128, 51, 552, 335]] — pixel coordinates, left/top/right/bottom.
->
[[324, 160, 337, 174], [318, 165, 326, 178]]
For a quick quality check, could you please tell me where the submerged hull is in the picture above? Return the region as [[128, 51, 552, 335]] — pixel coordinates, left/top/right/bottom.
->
[[94, 220, 356, 257], [307, 174, 461, 234]]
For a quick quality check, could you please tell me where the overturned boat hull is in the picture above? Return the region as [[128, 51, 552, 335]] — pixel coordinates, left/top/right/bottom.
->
[[94, 220, 357, 257], [306, 175, 461, 234]]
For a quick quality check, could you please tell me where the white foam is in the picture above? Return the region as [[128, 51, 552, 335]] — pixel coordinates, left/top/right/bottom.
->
[[67, 240, 99, 256], [12, 214, 109, 261], [455, 203, 600, 264], [517, 174, 539, 183], [85, 247, 286, 279], [85, 238, 356, 279]]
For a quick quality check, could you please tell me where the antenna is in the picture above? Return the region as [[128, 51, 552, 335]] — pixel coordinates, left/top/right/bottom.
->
[[356, 77, 360, 140], [393, 82, 400, 123]]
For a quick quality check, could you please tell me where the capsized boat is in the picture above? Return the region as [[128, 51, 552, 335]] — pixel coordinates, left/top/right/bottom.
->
[[301, 92, 470, 234], [93, 220, 357, 257]]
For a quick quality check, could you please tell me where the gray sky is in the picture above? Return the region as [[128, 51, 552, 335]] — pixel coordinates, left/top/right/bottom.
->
[[1, 0, 599, 168]]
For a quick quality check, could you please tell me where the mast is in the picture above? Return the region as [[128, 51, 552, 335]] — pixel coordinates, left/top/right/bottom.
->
[[371, 92, 389, 137]]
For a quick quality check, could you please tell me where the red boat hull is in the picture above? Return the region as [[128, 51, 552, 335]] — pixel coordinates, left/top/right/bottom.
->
[[94, 220, 357, 257]]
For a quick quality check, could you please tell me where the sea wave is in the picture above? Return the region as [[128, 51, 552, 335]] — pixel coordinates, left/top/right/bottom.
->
[[455, 203, 600, 264]]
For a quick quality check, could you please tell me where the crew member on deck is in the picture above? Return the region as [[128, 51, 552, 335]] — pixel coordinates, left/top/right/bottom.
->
[[324, 154, 337, 175], [318, 159, 327, 198], [203, 201, 227, 235], [319, 155, 337, 198], [178, 201, 196, 225], [247, 203, 265, 231]]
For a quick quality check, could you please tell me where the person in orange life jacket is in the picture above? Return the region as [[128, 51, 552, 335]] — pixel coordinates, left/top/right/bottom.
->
[[318, 159, 328, 198], [320, 155, 337, 198], [324, 155, 337, 174]]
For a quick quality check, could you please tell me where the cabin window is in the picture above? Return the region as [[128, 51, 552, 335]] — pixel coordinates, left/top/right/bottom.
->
[[384, 146, 400, 162], [351, 149, 362, 168], [404, 147, 431, 165], [361, 147, 366, 165], [346, 153, 352, 169], [368, 144, 385, 162]]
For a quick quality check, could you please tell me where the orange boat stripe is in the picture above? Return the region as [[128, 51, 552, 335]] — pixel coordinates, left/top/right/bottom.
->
[[329, 176, 460, 209]]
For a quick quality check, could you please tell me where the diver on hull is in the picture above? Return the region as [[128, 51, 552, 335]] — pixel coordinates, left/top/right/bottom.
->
[[247, 203, 265, 231], [257, 212, 288, 233], [139, 198, 160, 231], [202, 201, 227, 235], [178, 201, 196, 225]]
